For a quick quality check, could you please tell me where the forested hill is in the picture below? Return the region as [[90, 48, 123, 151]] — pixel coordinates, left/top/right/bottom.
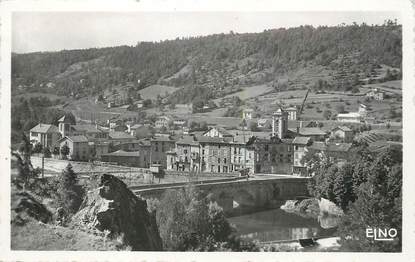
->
[[12, 21, 401, 103]]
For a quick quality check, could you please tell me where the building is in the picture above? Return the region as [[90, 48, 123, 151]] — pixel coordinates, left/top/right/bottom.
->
[[242, 108, 254, 120], [198, 136, 233, 173], [150, 136, 176, 167], [29, 123, 61, 148], [252, 136, 293, 174], [109, 123, 128, 132], [337, 112, 362, 123], [57, 135, 91, 161], [286, 107, 298, 121], [70, 124, 109, 140], [155, 116, 172, 129], [108, 131, 136, 145], [167, 135, 201, 172], [289, 127, 327, 141], [203, 127, 233, 139], [366, 88, 384, 100], [330, 126, 354, 143], [292, 137, 312, 176], [230, 135, 256, 173], [309, 142, 353, 162], [337, 104, 367, 123]]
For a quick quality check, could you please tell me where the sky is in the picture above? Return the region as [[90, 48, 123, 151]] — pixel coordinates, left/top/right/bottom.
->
[[12, 11, 400, 53]]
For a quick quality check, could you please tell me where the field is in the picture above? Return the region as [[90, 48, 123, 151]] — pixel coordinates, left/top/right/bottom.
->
[[138, 84, 180, 100], [214, 84, 273, 103]]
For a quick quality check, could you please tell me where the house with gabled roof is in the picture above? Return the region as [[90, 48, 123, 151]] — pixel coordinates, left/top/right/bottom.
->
[[56, 135, 91, 161], [29, 123, 61, 148]]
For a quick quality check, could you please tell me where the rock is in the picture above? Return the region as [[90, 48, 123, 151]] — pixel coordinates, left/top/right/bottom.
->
[[318, 198, 344, 216], [11, 191, 52, 225], [72, 174, 163, 251]]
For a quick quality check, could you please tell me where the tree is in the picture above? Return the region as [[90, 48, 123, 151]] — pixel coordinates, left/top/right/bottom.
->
[[56, 164, 84, 215], [33, 143, 43, 154], [338, 148, 402, 252], [42, 147, 51, 158], [18, 133, 32, 161], [323, 110, 332, 120], [60, 144, 70, 159], [155, 186, 234, 251], [52, 146, 60, 156]]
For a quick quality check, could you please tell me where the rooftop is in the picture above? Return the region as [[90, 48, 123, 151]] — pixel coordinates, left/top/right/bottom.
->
[[60, 135, 89, 143], [292, 136, 312, 145], [109, 131, 135, 140], [290, 127, 327, 136], [30, 123, 60, 134], [332, 126, 352, 132], [71, 124, 105, 133], [101, 150, 140, 157]]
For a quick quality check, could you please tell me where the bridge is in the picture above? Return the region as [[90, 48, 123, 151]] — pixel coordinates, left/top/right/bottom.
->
[[131, 175, 310, 215]]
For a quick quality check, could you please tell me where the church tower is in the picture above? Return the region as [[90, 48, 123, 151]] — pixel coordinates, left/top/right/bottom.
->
[[58, 115, 73, 138], [272, 108, 288, 139]]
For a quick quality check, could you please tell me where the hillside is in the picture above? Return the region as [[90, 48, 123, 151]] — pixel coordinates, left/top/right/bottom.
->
[[12, 22, 401, 102], [11, 21, 402, 143]]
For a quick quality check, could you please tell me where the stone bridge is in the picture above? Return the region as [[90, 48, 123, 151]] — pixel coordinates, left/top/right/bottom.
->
[[131, 176, 310, 215]]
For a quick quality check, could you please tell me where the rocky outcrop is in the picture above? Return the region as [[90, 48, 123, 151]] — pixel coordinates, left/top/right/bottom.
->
[[73, 174, 162, 251], [11, 191, 52, 225]]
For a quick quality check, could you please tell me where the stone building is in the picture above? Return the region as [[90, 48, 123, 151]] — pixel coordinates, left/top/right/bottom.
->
[[252, 136, 293, 174]]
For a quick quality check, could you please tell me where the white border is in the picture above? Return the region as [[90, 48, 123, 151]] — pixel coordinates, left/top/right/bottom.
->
[[1, 0, 414, 261]]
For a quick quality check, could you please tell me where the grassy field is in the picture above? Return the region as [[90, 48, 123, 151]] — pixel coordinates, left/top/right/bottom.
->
[[138, 84, 179, 100], [11, 220, 125, 250]]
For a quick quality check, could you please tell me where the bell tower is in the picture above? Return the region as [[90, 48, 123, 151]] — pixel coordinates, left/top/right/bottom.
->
[[58, 115, 72, 138], [272, 108, 288, 139]]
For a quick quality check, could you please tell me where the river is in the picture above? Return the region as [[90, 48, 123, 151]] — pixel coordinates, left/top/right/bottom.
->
[[228, 208, 339, 243]]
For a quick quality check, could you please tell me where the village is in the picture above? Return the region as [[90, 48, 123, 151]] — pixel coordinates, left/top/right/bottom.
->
[[28, 83, 402, 178]]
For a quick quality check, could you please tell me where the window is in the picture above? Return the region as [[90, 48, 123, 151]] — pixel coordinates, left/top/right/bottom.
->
[[265, 145, 269, 151], [218, 166, 221, 173], [202, 149, 205, 155], [223, 166, 228, 173], [184, 149, 188, 154], [234, 147, 237, 154], [224, 158, 227, 164], [238, 157, 241, 163], [185, 156, 188, 162], [238, 147, 241, 154], [288, 146, 291, 152], [218, 157, 221, 163], [294, 145, 298, 150]]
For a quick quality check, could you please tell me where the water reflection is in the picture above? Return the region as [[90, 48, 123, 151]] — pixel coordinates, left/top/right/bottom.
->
[[228, 208, 338, 242]]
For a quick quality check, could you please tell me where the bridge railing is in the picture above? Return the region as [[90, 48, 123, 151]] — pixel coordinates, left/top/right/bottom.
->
[[129, 176, 245, 191]]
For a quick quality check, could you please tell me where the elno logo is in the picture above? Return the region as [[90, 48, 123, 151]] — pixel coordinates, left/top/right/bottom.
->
[[366, 228, 398, 241]]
